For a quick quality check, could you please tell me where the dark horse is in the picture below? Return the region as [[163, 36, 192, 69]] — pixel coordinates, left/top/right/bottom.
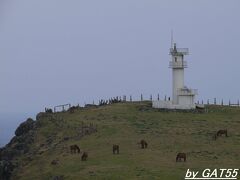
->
[[139, 140, 148, 149], [176, 153, 186, 162], [216, 129, 228, 137], [113, 145, 119, 154], [81, 152, 88, 161], [70, 145, 80, 154]]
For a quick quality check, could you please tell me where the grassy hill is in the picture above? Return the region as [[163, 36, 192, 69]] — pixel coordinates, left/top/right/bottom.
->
[[4, 102, 240, 179]]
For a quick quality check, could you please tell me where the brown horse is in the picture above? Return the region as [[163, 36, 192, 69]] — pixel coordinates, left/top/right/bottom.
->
[[139, 140, 148, 149], [81, 152, 88, 161], [217, 129, 228, 137], [113, 145, 119, 154], [176, 153, 186, 162], [70, 145, 80, 154]]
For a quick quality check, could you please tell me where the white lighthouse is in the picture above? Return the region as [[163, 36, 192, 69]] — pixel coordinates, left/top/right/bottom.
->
[[153, 43, 198, 110]]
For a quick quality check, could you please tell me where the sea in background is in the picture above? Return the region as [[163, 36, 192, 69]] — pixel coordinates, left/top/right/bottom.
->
[[0, 112, 36, 147]]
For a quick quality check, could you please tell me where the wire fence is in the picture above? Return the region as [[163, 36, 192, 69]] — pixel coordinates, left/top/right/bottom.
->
[[197, 98, 240, 107], [48, 95, 240, 112]]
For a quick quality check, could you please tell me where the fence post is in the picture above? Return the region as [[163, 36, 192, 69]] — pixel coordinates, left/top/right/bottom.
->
[[82, 121, 84, 133], [214, 98, 216, 105], [123, 95, 126, 102], [150, 94, 152, 101], [141, 94, 143, 101], [207, 99, 209, 105], [221, 99, 223, 106], [157, 94, 160, 100], [164, 95, 167, 101], [229, 100, 231, 106], [130, 95, 132, 102]]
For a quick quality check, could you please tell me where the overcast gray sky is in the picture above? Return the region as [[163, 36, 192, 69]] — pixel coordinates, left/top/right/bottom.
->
[[1, 0, 240, 114]]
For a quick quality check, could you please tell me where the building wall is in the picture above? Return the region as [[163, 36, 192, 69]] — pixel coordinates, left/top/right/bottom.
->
[[178, 95, 194, 105], [152, 100, 196, 110]]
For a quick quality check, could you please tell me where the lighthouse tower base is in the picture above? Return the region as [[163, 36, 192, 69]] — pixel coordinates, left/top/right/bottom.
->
[[152, 100, 196, 110]]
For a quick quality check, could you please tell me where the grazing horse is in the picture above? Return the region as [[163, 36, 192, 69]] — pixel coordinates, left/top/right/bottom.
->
[[70, 145, 80, 154], [81, 152, 88, 161], [176, 153, 187, 162], [112, 145, 119, 154], [139, 140, 148, 149], [217, 129, 228, 137]]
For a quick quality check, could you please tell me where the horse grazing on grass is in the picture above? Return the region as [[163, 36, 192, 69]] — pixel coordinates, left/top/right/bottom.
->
[[216, 129, 228, 137], [70, 145, 80, 154], [176, 153, 186, 162], [112, 145, 119, 154], [81, 152, 88, 161], [138, 140, 148, 149]]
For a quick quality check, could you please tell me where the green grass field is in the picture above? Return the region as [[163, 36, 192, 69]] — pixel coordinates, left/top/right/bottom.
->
[[12, 102, 240, 180]]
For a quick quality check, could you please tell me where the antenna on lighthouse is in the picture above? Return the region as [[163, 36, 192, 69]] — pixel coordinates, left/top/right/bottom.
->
[[171, 30, 174, 48]]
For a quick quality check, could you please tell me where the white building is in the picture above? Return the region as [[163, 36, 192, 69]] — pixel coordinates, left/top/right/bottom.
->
[[153, 43, 198, 110]]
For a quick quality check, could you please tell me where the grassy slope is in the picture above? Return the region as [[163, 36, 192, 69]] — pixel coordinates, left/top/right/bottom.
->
[[13, 102, 240, 180]]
